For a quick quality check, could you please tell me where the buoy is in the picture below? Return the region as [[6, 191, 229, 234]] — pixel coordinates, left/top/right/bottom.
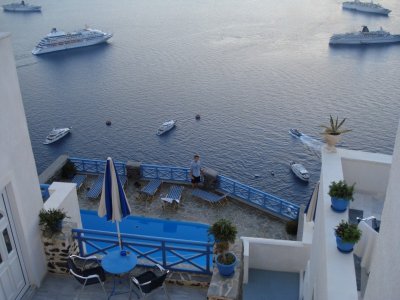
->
[[106, 120, 112, 126], [254, 174, 260, 178], [271, 171, 275, 176], [195, 114, 201, 120]]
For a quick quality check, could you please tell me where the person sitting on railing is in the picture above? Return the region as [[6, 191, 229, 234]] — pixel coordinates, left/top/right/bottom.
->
[[189, 154, 204, 188]]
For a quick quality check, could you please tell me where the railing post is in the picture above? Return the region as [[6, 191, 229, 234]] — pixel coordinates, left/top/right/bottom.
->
[[162, 241, 167, 268], [206, 245, 211, 273], [76, 231, 85, 256]]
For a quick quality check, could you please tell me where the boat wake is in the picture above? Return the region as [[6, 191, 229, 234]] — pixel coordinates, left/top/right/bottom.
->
[[290, 130, 323, 157]]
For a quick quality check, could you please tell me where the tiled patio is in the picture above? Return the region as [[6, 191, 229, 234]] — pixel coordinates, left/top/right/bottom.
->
[[75, 175, 294, 240], [31, 273, 207, 300]]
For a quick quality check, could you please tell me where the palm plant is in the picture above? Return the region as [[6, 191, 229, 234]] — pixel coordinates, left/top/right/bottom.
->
[[321, 115, 351, 135]]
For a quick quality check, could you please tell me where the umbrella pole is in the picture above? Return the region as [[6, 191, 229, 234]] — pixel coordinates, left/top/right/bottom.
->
[[116, 222, 122, 250]]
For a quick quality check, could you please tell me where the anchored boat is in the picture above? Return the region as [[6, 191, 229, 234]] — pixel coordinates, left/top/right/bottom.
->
[[2, 1, 41, 12], [330, 26, 400, 45], [290, 161, 310, 182], [342, 0, 391, 15], [156, 120, 176, 136], [43, 127, 71, 144]]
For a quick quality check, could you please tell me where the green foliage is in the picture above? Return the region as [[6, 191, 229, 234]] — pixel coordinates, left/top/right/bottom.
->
[[329, 180, 355, 201], [208, 218, 237, 265], [61, 160, 76, 179], [285, 220, 298, 235], [39, 208, 68, 237], [320, 115, 351, 135], [335, 220, 362, 243]]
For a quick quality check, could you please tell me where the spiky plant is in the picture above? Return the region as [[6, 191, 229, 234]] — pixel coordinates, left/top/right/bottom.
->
[[320, 115, 351, 135], [335, 220, 361, 243]]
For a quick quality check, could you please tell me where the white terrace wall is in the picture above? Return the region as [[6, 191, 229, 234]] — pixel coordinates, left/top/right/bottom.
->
[[0, 33, 47, 287]]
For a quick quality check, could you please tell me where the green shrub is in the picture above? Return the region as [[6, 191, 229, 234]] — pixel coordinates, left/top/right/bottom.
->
[[329, 180, 355, 200], [335, 220, 362, 243]]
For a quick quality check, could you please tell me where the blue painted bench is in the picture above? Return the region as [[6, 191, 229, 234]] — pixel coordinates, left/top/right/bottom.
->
[[192, 189, 228, 206], [138, 179, 162, 201], [161, 185, 184, 209], [87, 175, 104, 199], [71, 174, 87, 190]]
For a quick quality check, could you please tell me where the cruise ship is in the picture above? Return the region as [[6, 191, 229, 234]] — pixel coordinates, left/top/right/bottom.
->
[[329, 26, 400, 45], [32, 27, 113, 55], [342, 0, 391, 15], [2, 0, 41, 12]]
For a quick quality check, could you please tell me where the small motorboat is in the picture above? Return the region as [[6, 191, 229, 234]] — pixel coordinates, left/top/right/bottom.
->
[[289, 128, 302, 138], [156, 120, 176, 136], [43, 127, 71, 144], [290, 161, 310, 182]]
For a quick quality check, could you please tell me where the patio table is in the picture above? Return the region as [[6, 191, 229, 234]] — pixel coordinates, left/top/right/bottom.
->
[[101, 249, 137, 298]]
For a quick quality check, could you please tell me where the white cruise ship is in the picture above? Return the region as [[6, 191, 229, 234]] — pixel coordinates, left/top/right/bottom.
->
[[329, 26, 400, 45], [342, 0, 391, 15], [2, 1, 41, 12], [43, 127, 71, 144], [32, 27, 113, 55]]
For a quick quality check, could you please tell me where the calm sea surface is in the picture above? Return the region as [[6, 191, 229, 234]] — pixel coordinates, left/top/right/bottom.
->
[[2, 0, 400, 205]]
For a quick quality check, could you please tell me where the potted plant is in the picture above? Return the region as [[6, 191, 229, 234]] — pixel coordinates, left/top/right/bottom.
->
[[334, 220, 362, 253], [208, 218, 238, 277], [329, 180, 355, 212], [320, 115, 351, 152], [61, 160, 76, 179], [39, 208, 69, 237]]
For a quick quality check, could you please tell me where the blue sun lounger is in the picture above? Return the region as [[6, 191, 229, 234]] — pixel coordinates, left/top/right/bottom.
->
[[161, 185, 184, 209], [71, 174, 87, 190], [87, 175, 104, 199], [191, 189, 228, 206], [138, 179, 162, 201]]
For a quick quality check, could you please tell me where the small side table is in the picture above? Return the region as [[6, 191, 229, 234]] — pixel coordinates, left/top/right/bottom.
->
[[102, 250, 138, 298]]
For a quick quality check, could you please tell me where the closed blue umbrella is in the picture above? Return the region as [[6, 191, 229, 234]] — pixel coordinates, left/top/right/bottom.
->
[[98, 157, 131, 250]]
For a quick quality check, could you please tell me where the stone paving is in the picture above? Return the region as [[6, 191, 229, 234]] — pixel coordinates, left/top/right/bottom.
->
[[76, 175, 293, 240]]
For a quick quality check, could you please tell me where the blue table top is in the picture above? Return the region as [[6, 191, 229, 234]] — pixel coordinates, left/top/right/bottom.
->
[[101, 250, 138, 274]]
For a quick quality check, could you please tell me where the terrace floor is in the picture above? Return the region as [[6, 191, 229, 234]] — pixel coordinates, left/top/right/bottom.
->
[[74, 175, 294, 240], [31, 273, 207, 300]]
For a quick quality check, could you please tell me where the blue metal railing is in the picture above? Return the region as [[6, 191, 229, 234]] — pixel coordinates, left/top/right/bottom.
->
[[217, 175, 300, 220], [69, 157, 126, 176], [72, 228, 214, 274], [141, 164, 190, 182]]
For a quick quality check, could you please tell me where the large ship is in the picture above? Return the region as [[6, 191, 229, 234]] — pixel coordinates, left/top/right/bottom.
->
[[329, 26, 400, 45], [342, 0, 391, 15], [2, 1, 41, 12], [32, 27, 113, 55]]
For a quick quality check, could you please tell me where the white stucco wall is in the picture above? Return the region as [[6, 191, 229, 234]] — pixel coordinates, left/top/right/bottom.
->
[[364, 121, 400, 299], [44, 182, 82, 229], [0, 33, 47, 287]]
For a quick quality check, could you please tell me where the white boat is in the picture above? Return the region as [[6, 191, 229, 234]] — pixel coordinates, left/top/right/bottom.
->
[[290, 161, 310, 182], [43, 128, 71, 144], [2, 1, 41, 12], [32, 27, 113, 55], [289, 128, 302, 138], [329, 26, 400, 45], [342, 0, 391, 15], [156, 120, 176, 136]]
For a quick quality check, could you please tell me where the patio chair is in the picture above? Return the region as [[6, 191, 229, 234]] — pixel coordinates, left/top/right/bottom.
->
[[161, 185, 183, 209], [71, 174, 87, 190], [138, 179, 162, 201], [67, 255, 107, 299], [191, 189, 228, 206], [129, 264, 170, 299], [87, 175, 104, 199]]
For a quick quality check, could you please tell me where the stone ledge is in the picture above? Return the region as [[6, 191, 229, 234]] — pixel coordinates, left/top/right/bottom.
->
[[207, 240, 243, 300]]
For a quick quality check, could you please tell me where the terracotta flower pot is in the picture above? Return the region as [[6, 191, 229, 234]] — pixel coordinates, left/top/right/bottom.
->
[[324, 134, 341, 152]]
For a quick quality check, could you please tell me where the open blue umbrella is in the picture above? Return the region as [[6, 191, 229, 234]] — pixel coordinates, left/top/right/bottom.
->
[[98, 157, 131, 250]]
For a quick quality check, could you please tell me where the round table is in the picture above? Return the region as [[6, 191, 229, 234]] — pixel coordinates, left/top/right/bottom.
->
[[101, 250, 137, 274]]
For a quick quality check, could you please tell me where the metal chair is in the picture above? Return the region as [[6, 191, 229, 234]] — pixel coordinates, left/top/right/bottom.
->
[[129, 264, 170, 299], [67, 254, 107, 299]]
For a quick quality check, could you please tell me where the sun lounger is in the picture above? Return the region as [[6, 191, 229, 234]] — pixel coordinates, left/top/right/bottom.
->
[[138, 179, 162, 201], [71, 174, 87, 190], [191, 189, 228, 206], [161, 185, 184, 209], [87, 175, 104, 199]]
